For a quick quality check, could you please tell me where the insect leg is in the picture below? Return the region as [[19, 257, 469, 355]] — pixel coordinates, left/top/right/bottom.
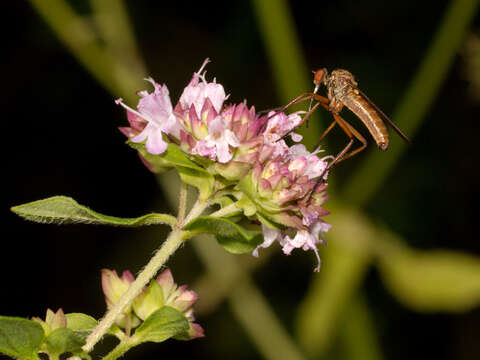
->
[[278, 101, 322, 141], [278, 93, 331, 142], [305, 94, 329, 128], [257, 93, 329, 135], [308, 112, 367, 202], [313, 119, 337, 151], [330, 113, 367, 164]]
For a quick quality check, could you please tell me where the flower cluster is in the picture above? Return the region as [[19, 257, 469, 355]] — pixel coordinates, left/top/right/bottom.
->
[[117, 59, 332, 270], [102, 269, 203, 339]]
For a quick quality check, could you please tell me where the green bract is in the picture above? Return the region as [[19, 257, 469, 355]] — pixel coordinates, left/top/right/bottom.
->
[[128, 141, 216, 200], [184, 216, 263, 254]]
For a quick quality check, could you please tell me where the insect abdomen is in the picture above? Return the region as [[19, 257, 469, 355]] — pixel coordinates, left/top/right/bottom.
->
[[342, 92, 389, 150]]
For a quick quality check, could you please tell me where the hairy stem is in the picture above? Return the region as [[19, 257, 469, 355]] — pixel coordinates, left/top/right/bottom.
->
[[82, 200, 208, 352], [181, 198, 209, 227], [209, 202, 240, 218], [82, 229, 185, 351], [177, 182, 188, 225]]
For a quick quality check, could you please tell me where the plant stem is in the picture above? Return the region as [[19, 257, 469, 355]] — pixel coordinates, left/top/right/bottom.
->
[[82, 229, 185, 352], [182, 199, 209, 227], [177, 182, 188, 225], [209, 202, 240, 218], [82, 198, 208, 353], [101, 339, 135, 360]]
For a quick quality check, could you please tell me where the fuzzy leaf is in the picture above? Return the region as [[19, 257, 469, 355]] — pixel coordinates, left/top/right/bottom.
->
[[65, 313, 97, 341], [183, 216, 263, 254], [44, 328, 83, 357], [379, 246, 480, 312], [134, 307, 189, 344], [129, 142, 215, 199], [0, 316, 44, 360], [11, 196, 176, 227], [65, 313, 97, 331]]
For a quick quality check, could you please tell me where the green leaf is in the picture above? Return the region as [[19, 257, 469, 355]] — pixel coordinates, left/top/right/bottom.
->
[[134, 307, 189, 344], [0, 316, 44, 360], [127, 140, 174, 173], [128, 141, 209, 173], [65, 313, 97, 341], [65, 313, 97, 331], [44, 328, 84, 358], [160, 144, 210, 172], [128, 141, 215, 199], [379, 245, 480, 312], [183, 216, 263, 254], [11, 196, 176, 227]]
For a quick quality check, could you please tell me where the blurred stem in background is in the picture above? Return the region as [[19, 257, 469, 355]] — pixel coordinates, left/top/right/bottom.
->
[[27, 0, 480, 359], [89, 0, 147, 92], [340, 295, 383, 360], [463, 33, 480, 100], [29, 0, 145, 103]]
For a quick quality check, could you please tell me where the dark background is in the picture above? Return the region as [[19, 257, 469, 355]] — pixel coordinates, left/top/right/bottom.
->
[[3, 1, 480, 359]]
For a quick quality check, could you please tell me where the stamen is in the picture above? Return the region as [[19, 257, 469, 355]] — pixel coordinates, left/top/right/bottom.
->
[[196, 58, 211, 83], [199, 71, 207, 83], [116, 99, 155, 125], [320, 155, 335, 162], [197, 58, 211, 75]]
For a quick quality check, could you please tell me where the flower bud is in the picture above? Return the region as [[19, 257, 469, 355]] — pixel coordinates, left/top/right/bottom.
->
[[32, 308, 66, 336], [133, 269, 204, 339], [101, 269, 141, 328]]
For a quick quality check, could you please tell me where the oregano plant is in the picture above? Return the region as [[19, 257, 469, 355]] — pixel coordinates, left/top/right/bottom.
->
[[8, 59, 332, 359]]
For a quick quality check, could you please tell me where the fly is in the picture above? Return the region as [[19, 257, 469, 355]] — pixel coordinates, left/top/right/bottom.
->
[[274, 68, 410, 172], [264, 68, 411, 199]]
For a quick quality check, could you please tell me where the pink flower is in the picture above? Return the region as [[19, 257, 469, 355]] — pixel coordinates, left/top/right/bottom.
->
[[116, 59, 334, 270], [243, 142, 331, 270], [288, 144, 333, 181], [175, 61, 240, 164], [116, 79, 178, 154], [178, 58, 227, 116], [192, 115, 240, 163], [263, 111, 303, 143], [118, 108, 148, 138], [281, 220, 332, 272], [252, 225, 283, 257]]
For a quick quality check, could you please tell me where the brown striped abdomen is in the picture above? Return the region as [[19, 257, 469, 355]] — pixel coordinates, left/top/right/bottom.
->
[[342, 92, 389, 150]]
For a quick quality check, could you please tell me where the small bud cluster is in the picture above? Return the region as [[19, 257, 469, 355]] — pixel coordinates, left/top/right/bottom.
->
[[32, 308, 67, 336], [102, 269, 203, 339], [118, 59, 332, 270]]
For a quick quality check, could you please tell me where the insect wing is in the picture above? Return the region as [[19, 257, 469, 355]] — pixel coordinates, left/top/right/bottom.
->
[[357, 89, 411, 144]]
